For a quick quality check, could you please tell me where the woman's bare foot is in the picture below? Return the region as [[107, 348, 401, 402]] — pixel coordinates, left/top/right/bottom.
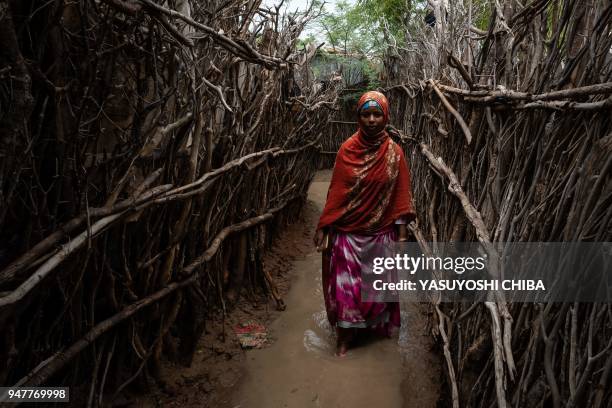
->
[[336, 339, 349, 357], [335, 327, 353, 357]]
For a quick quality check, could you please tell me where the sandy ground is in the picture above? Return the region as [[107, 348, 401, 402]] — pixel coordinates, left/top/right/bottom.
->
[[131, 170, 441, 408]]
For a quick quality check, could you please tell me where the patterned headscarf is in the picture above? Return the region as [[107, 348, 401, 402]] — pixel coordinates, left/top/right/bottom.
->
[[357, 91, 390, 125], [359, 99, 383, 112]]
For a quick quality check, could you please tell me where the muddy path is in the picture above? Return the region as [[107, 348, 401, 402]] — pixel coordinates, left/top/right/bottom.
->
[[137, 170, 441, 407], [232, 170, 441, 408]]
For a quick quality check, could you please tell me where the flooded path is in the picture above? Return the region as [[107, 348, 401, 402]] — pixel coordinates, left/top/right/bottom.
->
[[233, 170, 441, 408]]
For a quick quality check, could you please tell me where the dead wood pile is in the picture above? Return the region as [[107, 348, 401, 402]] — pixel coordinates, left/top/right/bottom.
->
[[0, 0, 336, 401], [381, 1, 612, 407]]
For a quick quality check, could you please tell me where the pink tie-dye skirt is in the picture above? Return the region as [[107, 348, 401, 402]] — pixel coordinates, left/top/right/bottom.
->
[[323, 225, 401, 337]]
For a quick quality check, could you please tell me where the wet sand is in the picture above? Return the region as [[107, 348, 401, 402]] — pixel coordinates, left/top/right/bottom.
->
[[233, 170, 440, 408]]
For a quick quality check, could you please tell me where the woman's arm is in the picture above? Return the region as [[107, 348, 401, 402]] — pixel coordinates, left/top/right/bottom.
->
[[313, 228, 326, 247], [395, 215, 408, 242]]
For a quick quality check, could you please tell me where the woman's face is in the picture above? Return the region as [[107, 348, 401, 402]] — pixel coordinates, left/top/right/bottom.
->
[[358, 106, 385, 136]]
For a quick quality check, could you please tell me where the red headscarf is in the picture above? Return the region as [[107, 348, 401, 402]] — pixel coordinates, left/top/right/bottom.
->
[[317, 91, 416, 234]]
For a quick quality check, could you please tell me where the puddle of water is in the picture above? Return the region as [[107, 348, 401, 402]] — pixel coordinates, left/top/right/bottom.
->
[[302, 310, 342, 360], [302, 329, 333, 354], [312, 310, 332, 332]]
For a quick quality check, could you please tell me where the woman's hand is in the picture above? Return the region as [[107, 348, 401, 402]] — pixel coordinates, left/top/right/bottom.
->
[[397, 224, 408, 242], [313, 229, 325, 248]]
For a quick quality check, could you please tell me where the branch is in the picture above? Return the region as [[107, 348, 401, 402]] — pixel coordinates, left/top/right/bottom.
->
[[438, 82, 612, 102], [13, 200, 295, 387], [201, 77, 233, 112], [101, 0, 142, 14], [3, 140, 326, 298], [428, 80, 472, 144], [417, 142, 517, 382], [406, 224, 460, 408], [0, 172, 167, 287], [137, 0, 286, 68], [0, 213, 124, 308]]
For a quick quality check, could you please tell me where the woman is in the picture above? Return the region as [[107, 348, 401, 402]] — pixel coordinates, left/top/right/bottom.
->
[[313, 91, 416, 357]]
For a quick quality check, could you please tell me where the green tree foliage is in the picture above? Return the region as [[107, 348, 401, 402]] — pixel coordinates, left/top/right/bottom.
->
[[316, 1, 364, 53], [310, 0, 498, 57], [305, 0, 415, 101], [353, 0, 410, 49], [312, 0, 431, 57]]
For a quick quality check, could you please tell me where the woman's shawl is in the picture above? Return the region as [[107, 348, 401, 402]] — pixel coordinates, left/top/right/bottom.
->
[[317, 91, 416, 234]]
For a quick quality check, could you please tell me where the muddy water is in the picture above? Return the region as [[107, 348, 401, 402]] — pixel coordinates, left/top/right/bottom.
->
[[233, 170, 439, 408]]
